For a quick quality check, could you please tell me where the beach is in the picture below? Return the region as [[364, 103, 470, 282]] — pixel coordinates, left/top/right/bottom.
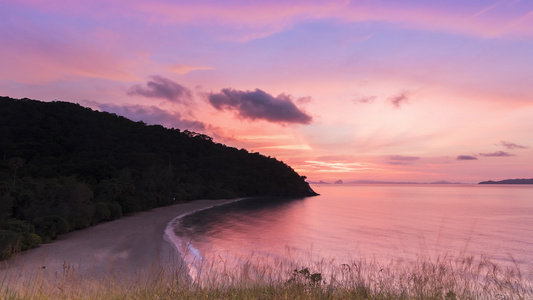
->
[[0, 199, 238, 285]]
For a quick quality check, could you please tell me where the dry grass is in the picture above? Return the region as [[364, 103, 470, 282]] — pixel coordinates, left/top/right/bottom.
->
[[2, 253, 532, 299]]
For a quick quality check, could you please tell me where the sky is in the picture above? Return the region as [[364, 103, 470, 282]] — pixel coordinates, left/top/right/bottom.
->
[[1, 0, 532, 183]]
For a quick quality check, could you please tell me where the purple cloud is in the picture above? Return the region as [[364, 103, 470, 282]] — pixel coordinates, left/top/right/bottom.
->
[[389, 155, 420, 161], [352, 96, 376, 104], [457, 155, 478, 160], [128, 76, 192, 103], [499, 141, 528, 150], [208, 88, 312, 124], [296, 96, 312, 104], [388, 92, 409, 109], [479, 151, 515, 157], [87, 101, 206, 132]]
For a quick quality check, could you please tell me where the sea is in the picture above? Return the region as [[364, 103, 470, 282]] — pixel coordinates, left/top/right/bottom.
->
[[165, 184, 533, 280]]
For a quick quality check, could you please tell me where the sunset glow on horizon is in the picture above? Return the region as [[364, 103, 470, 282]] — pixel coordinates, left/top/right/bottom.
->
[[2, 0, 532, 183]]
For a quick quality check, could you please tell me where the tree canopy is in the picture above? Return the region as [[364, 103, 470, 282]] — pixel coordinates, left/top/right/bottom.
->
[[0, 96, 316, 259]]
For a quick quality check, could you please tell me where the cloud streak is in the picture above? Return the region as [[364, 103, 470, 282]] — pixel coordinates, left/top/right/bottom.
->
[[111, 1, 533, 39], [86, 101, 206, 132], [304, 160, 377, 173], [479, 151, 514, 157], [388, 92, 409, 109], [389, 155, 420, 161], [457, 155, 478, 160], [387, 155, 420, 165], [169, 64, 214, 75], [500, 141, 528, 150], [352, 96, 376, 104], [208, 88, 313, 124], [128, 76, 192, 103]]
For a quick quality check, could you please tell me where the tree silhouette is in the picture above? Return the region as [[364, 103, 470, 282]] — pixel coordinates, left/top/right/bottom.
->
[[0, 96, 317, 259], [8, 157, 23, 191]]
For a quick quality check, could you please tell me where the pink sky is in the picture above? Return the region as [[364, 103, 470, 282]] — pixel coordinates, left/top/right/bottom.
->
[[1, 0, 532, 183]]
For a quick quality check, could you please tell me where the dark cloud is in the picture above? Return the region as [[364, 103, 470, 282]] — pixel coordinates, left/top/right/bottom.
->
[[208, 88, 313, 124], [86, 101, 205, 132], [388, 92, 409, 109], [479, 151, 515, 157], [456, 155, 478, 160], [499, 141, 528, 150], [127, 75, 192, 103], [389, 155, 420, 161], [352, 96, 376, 104]]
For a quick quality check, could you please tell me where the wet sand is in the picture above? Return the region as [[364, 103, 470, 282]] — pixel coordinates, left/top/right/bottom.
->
[[0, 199, 238, 284]]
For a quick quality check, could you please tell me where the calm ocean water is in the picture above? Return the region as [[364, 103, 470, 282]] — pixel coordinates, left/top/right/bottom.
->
[[168, 184, 533, 278]]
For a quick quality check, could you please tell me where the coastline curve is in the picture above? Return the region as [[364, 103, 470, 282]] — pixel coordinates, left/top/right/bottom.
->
[[163, 198, 247, 281]]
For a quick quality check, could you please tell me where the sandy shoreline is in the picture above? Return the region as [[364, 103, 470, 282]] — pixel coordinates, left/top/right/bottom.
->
[[0, 199, 239, 284]]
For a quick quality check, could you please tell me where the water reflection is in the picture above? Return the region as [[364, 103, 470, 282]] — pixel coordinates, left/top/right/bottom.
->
[[174, 184, 533, 274]]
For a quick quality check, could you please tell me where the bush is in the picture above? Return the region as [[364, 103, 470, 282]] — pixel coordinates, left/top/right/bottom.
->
[[0, 229, 20, 260], [286, 268, 323, 287], [106, 201, 122, 220], [21, 232, 42, 250], [35, 215, 70, 240], [117, 196, 141, 214], [0, 218, 35, 233], [92, 202, 111, 224]]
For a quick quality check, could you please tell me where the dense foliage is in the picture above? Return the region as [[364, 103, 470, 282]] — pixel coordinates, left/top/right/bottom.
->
[[0, 96, 316, 259]]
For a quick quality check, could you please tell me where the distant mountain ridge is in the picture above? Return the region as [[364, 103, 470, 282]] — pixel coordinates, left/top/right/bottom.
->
[[479, 178, 533, 184]]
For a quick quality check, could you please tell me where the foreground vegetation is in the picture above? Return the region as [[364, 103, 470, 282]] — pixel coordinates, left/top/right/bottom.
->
[[2, 254, 532, 299], [0, 96, 316, 260]]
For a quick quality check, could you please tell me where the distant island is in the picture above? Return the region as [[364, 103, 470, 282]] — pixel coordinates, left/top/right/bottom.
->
[[308, 180, 462, 185], [0, 96, 317, 259], [479, 178, 533, 184]]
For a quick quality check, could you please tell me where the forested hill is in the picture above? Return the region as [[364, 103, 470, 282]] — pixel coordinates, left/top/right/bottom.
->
[[479, 178, 533, 184], [0, 96, 316, 259]]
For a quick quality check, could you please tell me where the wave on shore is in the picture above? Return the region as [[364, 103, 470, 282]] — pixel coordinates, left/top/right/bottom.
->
[[163, 198, 245, 280]]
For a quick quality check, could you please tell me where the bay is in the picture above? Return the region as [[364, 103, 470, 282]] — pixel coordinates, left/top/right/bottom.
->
[[173, 184, 533, 277]]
